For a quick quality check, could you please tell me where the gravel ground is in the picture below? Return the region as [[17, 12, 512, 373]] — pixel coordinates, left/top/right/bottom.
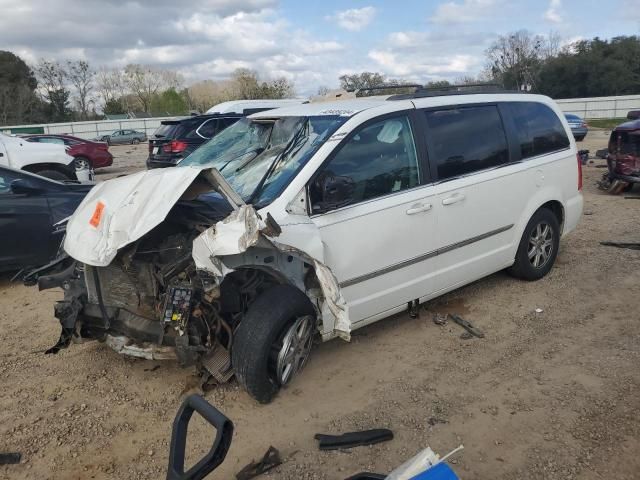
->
[[1, 130, 639, 480]]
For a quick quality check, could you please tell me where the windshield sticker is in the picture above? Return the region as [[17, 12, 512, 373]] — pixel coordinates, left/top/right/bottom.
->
[[317, 109, 355, 116], [328, 132, 348, 142], [89, 201, 105, 228]]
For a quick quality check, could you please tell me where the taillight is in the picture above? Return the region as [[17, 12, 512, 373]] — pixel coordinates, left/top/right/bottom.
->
[[577, 152, 583, 191], [97, 144, 109, 151], [163, 140, 188, 154]]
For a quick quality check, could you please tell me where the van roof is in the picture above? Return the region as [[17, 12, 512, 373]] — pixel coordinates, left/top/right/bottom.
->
[[206, 99, 307, 115], [250, 97, 392, 119]]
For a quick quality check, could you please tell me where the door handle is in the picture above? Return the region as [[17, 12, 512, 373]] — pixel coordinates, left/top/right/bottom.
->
[[406, 203, 432, 215], [442, 193, 466, 206]]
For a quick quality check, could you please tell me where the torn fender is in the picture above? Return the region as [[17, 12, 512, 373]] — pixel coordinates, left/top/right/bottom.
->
[[64, 166, 205, 266], [192, 209, 350, 340]]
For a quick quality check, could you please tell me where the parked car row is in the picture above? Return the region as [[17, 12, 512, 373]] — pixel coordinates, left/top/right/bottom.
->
[[28, 89, 583, 403], [94, 129, 147, 145]]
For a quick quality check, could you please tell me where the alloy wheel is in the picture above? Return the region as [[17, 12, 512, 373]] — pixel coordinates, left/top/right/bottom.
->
[[275, 315, 315, 386], [528, 221, 554, 268]]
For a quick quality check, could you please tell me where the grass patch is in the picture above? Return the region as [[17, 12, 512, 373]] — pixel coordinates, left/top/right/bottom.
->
[[587, 118, 628, 129]]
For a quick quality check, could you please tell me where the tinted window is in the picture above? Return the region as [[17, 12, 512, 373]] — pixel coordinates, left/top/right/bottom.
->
[[153, 123, 183, 139], [510, 102, 570, 159], [424, 106, 508, 180], [38, 137, 65, 145], [196, 119, 218, 139], [311, 115, 420, 211]]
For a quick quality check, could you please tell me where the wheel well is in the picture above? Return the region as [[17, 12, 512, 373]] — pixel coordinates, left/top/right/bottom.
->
[[539, 200, 564, 232], [22, 163, 75, 179]]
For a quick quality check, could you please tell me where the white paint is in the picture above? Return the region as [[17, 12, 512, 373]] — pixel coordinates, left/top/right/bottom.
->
[[0, 132, 75, 172], [64, 165, 203, 266], [206, 99, 307, 115]]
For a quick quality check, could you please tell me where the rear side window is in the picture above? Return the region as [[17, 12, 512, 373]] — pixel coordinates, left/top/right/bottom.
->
[[195, 119, 218, 139], [509, 102, 570, 159], [424, 105, 509, 181]]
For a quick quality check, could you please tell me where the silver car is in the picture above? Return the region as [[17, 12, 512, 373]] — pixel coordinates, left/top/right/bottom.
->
[[97, 129, 147, 145], [564, 114, 588, 141]]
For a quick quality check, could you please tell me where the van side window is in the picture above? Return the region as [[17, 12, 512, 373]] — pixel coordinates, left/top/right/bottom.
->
[[310, 115, 419, 213], [509, 102, 570, 159], [424, 106, 508, 180]]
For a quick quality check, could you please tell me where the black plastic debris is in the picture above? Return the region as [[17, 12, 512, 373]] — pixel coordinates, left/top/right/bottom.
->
[[449, 314, 485, 338], [236, 446, 282, 480], [0, 453, 21, 465], [600, 241, 640, 251], [315, 429, 394, 451]]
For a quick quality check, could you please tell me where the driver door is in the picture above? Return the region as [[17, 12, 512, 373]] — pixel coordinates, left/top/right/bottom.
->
[[0, 169, 52, 269], [309, 113, 438, 326]]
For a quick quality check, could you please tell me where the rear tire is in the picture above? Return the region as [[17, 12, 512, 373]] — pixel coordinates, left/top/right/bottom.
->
[[132, 138, 140, 145], [508, 208, 560, 281], [35, 169, 71, 181], [232, 284, 316, 404]]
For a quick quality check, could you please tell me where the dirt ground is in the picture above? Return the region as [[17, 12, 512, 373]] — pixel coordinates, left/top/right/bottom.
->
[[1, 131, 639, 480]]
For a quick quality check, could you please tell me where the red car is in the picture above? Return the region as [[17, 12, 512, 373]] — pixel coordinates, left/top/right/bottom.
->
[[24, 134, 113, 169]]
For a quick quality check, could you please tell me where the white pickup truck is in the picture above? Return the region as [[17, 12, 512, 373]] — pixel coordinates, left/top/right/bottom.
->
[[0, 133, 92, 181]]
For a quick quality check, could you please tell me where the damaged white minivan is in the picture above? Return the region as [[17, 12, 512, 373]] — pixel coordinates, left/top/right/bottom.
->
[[34, 88, 582, 403]]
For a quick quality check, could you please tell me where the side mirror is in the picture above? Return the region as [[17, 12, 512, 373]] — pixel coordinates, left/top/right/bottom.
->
[[11, 178, 44, 195], [166, 394, 234, 480], [312, 172, 356, 214]]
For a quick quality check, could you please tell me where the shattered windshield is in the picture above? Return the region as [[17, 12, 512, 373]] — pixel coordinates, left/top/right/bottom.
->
[[180, 115, 347, 206]]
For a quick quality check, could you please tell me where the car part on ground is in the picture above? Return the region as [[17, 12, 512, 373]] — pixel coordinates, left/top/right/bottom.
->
[[0, 453, 21, 465], [448, 314, 484, 338], [315, 429, 394, 451], [597, 118, 640, 194], [167, 394, 460, 480], [167, 394, 233, 480], [0, 165, 91, 272], [600, 241, 640, 250], [236, 446, 282, 480]]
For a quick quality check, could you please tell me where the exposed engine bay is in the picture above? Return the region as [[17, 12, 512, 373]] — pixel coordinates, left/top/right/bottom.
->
[[28, 167, 347, 392]]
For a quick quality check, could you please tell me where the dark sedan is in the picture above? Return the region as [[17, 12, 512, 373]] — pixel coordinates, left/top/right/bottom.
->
[[0, 166, 91, 272], [24, 134, 113, 169], [564, 114, 589, 141]]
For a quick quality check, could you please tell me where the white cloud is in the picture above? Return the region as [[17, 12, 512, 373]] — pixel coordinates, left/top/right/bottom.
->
[[328, 6, 376, 32], [367, 30, 496, 82], [544, 0, 563, 23], [430, 0, 500, 24]]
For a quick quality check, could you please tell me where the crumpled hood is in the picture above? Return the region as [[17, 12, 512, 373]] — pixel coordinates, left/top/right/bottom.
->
[[64, 166, 204, 266]]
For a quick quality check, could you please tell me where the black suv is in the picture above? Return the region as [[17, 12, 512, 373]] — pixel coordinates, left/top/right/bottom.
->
[[147, 114, 242, 168]]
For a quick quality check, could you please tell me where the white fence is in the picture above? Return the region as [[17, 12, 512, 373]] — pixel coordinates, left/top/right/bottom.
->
[[2, 93, 640, 135], [0, 116, 178, 139], [556, 94, 640, 119]]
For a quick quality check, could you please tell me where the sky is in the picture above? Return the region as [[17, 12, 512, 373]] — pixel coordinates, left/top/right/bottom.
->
[[1, 0, 639, 96]]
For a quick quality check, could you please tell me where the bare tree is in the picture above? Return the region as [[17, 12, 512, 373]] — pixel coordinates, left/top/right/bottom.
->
[[124, 64, 165, 113], [67, 60, 94, 119], [485, 30, 561, 90], [35, 59, 69, 121]]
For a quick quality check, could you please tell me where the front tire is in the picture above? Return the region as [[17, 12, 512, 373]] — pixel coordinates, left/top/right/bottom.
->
[[508, 208, 560, 281], [232, 284, 316, 404], [132, 138, 140, 145]]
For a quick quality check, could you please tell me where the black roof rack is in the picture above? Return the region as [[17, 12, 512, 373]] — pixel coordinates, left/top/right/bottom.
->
[[388, 83, 521, 100], [349, 84, 423, 96]]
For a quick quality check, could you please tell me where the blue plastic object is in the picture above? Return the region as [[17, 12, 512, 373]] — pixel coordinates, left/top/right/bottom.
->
[[410, 462, 459, 480]]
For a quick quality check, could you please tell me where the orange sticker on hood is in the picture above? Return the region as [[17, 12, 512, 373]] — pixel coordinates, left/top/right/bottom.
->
[[89, 201, 105, 228]]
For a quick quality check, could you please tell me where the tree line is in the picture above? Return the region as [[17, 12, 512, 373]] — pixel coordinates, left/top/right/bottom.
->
[[0, 53, 295, 125], [332, 33, 640, 100], [1, 33, 638, 126]]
